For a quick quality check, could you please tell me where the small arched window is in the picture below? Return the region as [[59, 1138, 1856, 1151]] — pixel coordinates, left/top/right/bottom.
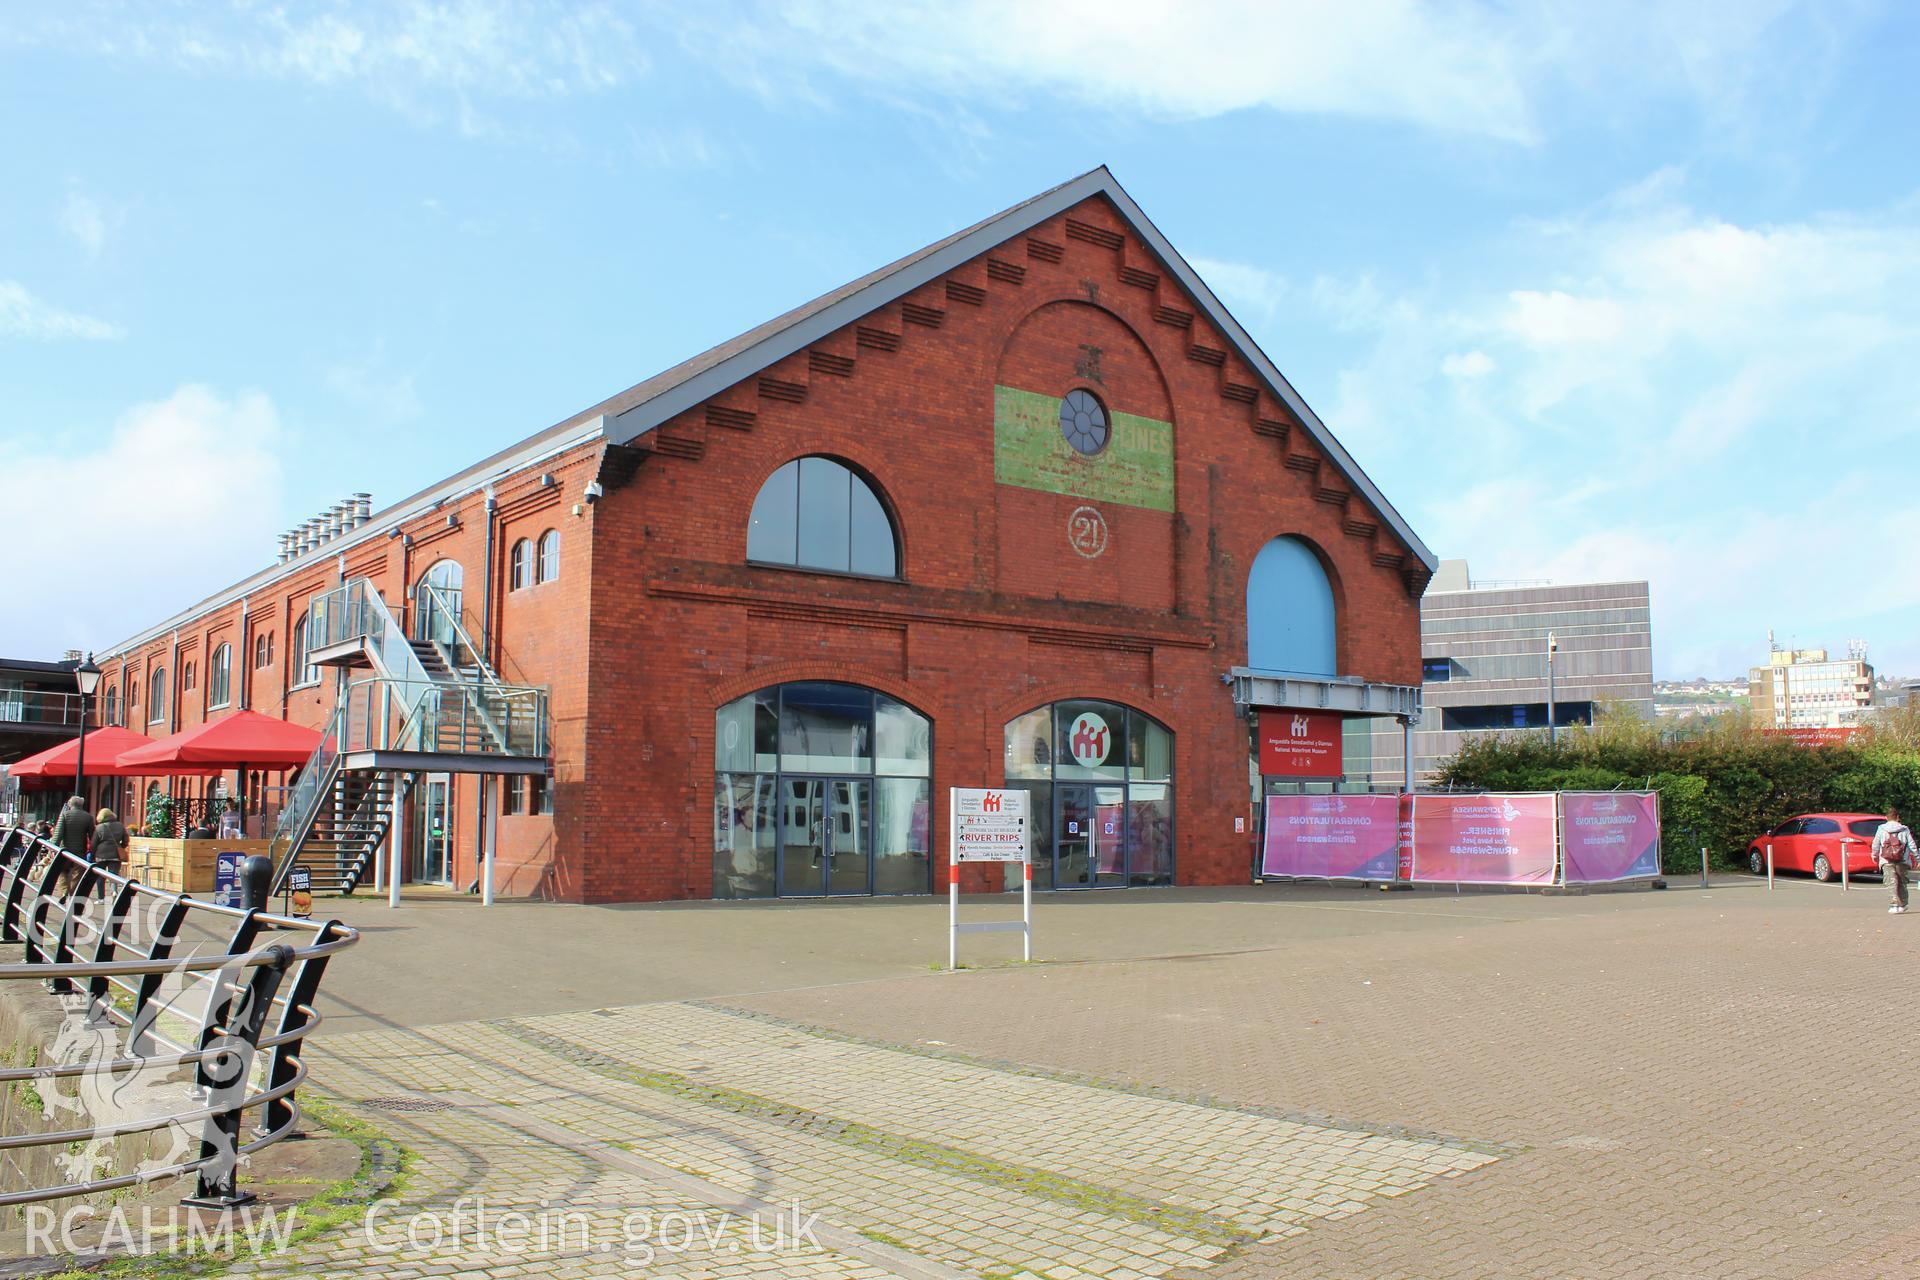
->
[[509, 539, 531, 590], [254, 633, 269, 669], [747, 457, 898, 578], [148, 668, 167, 723], [209, 643, 232, 708], [537, 530, 560, 583], [103, 685, 118, 727], [182, 662, 195, 693]]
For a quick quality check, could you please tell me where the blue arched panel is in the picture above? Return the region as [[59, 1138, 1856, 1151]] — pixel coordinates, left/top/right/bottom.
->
[[1247, 537, 1337, 676]]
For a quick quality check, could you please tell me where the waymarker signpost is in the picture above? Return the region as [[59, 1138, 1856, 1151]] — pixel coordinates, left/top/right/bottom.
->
[[949, 787, 1031, 970]]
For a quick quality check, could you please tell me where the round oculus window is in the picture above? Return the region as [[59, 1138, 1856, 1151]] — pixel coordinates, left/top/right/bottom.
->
[[1059, 388, 1109, 455]]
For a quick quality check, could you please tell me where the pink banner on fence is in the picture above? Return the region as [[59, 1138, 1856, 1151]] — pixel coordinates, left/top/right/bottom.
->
[[1261, 794, 1403, 880], [1408, 794, 1558, 885], [1560, 792, 1661, 883]]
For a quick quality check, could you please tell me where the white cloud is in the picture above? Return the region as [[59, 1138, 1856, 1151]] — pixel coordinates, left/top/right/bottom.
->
[[657, 0, 1871, 147], [703, 0, 1536, 141], [1190, 256, 1288, 322], [0, 387, 285, 657], [9, 2, 651, 122], [60, 188, 114, 257], [1440, 350, 1496, 379], [0, 281, 122, 340], [1502, 290, 1627, 347]]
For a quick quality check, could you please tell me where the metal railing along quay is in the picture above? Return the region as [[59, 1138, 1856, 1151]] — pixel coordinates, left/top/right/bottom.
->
[[0, 824, 358, 1210]]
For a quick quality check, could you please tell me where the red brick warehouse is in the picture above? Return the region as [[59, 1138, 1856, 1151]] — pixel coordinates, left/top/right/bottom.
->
[[95, 168, 1434, 903]]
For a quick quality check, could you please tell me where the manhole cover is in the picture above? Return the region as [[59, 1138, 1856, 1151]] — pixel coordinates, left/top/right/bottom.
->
[[359, 1097, 456, 1113]]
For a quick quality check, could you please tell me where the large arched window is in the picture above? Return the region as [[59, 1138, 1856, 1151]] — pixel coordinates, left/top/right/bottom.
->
[[537, 529, 560, 583], [1003, 700, 1173, 890], [1247, 536, 1337, 676], [714, 681, 931, 899], [746, 457, 898, 578], [208, 643, 232, 708], [414, 560, 464, 646], [508, 539, 531, 591], [148, 668, 167, 724]]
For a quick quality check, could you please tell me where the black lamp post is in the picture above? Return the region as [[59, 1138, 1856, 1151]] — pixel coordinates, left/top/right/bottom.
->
[[73, 655, 102, 800]]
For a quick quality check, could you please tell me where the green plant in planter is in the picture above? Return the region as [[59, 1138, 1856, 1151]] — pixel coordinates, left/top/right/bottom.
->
[[144, 791, 174, 839]]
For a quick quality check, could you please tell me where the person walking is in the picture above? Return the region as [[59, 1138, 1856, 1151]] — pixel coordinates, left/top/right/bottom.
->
[[1873, 808, 1917, 914], [89, 807, 129, 879], [50, 796, 95, 862]]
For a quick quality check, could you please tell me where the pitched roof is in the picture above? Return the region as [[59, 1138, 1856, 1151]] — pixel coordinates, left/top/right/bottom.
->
[[601, 165, 1433, 569], [100, 166, 1430, 658]]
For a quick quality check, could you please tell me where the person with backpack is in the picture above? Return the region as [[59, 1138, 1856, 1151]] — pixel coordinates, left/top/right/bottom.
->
[[1872, 808, 1918, 914]]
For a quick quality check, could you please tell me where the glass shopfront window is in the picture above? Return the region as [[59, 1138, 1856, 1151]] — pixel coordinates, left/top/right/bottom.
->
[[714, 682, 931, 899], [1002, 700, 1174, 890]]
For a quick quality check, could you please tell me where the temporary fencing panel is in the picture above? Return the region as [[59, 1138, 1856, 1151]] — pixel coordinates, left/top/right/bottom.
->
[[1406, 793, 1559, 885], [1558, 791, 1662, 884], [1256, 790, 1664, 888], [1259, 794, 1402, 880]]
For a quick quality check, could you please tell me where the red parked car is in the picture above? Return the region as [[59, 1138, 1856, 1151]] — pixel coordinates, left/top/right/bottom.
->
[[1747, 813, 1888, 881]]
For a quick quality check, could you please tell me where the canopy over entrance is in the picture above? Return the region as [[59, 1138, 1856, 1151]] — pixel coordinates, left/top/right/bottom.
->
[[119, 710, 322, 772]]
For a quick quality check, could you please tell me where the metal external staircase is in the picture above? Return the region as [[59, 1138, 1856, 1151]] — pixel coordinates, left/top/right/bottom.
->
[[284, 762, 414, 895], [267, 578, 548, 896]]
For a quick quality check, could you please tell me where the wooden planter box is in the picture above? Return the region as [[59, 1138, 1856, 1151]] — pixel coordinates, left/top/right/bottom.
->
[[128, 837, 275, 894]]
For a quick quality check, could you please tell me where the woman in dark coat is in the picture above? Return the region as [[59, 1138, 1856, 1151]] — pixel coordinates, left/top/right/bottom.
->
[[90, 807, 130, 877]]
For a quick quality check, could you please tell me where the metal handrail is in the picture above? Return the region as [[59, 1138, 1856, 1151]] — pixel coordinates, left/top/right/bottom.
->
[[0, 824, 358, 1210]]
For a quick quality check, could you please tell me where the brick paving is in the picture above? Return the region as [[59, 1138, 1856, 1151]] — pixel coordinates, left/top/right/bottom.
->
[[258, 877, 1915, 1277]]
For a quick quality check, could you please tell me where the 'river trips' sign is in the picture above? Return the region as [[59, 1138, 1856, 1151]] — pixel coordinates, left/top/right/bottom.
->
[[952, 789, 1031, 863]]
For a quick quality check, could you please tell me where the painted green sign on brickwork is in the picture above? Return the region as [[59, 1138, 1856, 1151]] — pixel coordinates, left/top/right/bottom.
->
[[992, 385, 1175, 512]]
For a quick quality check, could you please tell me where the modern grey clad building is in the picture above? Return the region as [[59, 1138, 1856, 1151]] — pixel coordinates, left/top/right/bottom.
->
[[1370, 559, 1654, 783]]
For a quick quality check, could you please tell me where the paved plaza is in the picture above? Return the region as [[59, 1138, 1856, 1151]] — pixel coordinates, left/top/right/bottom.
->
[[254, 877, 1920, 1278]]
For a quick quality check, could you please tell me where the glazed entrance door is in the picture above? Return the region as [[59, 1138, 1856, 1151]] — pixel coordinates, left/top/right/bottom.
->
[[777, 777, 873, 896], [415, 775, 452, 884], [1055, 785, 1094, 889]]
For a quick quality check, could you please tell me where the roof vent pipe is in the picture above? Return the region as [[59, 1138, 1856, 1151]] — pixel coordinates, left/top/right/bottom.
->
[[353, 493, 372, 526]]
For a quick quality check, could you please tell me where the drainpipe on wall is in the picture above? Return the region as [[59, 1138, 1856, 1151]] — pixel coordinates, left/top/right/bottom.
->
[[476, 488, 498, 902], [237, 596, 250, 712]]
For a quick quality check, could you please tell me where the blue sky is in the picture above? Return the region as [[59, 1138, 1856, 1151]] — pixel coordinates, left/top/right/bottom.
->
[[2, 1, 1915, 679]]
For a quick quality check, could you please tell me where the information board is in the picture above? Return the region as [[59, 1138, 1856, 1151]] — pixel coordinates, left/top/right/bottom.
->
[[949, 787, 1033, 968], [952, 788, 1030, 863], [213, 851, 245, 910], [1257, 710, 1346, 778]]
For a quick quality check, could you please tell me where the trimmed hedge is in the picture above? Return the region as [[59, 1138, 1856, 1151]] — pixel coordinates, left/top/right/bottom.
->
[[1436, 717, 1920, 872]]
